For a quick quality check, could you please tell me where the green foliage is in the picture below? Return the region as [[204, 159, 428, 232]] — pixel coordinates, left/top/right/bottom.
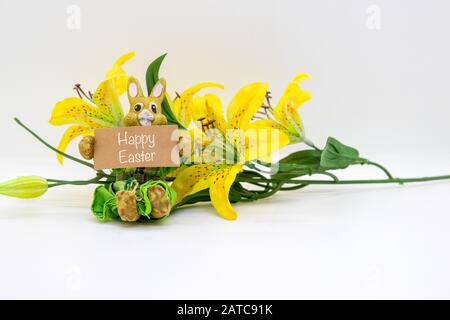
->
[[172, 189, 212, 210], [137, 180, 177, 218], [91, 185, 118, 221], [172, 180, 258, 211], [271, 149, 322, 179], [145, 54, 184, 128], [279, 149, 322, 166], [320, 137, 362, 169]]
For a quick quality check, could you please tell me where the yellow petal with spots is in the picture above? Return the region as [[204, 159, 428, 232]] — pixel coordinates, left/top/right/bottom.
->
[[246, 120, 289, 160], [241, 127, 289, 162], [56, 125, 93, 164], [227, 82, 268, 129], [172, 82, 224, 127], [204, 94, 227, 132], [249, 119, 285, 131], [92, 79, 123, 126], [176, 128, 212, 163], [209, 164, 242, 220], [273, 73, 311, 138], [166, 164, 189, 179], [192, 94, 228, 133], [49, 97, 115, 128], [171, 164, 224, 203], [106, 51, 135, 95], [192, 96, 207, 126], [171, 163, 242, 219], [249, 119, 298, 145]]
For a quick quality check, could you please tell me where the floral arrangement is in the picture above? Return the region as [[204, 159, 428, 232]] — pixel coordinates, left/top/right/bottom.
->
[[2, 52, 450, 222]]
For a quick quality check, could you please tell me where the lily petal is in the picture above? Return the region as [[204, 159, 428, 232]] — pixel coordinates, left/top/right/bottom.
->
[[273, 73, 311, 138], [171, 163, 242, 220], [293, 73, 311, 83], [227, 82, 268, 129], [105, 51, 135, 95], [192, 96, 207, 125], [241, 126, 289, 162], [209, 164, 242, 220], [192, 94, 228, 133], [171, 164, 223, 203], [92, 79, 123, 126], [56, 125, 93, 164], [172, 82, 224, 127], [249, 119, 286, 131], [49, 97, 114, 128]]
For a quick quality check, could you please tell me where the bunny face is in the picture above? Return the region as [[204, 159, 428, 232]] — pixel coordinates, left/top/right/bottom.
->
[[123, 77, 168, 127]]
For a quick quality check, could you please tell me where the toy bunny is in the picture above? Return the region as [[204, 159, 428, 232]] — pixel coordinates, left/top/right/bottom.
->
[[78, 77, 171, 222], [123, 76, 168, 127]]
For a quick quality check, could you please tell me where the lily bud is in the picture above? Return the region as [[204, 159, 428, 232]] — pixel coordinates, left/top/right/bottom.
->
[[0, 176, 48, 199]]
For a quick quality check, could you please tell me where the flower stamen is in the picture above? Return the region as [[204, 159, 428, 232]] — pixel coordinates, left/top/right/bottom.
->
[[73, 83, 94, 102], [265, 91, 272, 108], [198, 117, 216, 131]]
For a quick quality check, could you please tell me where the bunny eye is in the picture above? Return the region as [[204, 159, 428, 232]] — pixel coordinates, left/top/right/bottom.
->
[[150, 103, 158, 113], [133, 103, 143, 112]]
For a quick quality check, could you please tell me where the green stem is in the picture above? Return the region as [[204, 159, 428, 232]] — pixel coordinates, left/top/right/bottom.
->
[[280, 184, 308, 191], [234, 181, 282, 202], [236, 174, 450, 186], [240, 178, 271, 188], [46, 171, 113, 187], [253, 183, 282, 199], [360, 159, 394, 179], [48, 176, 105, 188], [14, 117, 95, 170], [312, 171, 339, 181], [308, 143, 394, 179], [269, 171, 339, 181], [47, 179, 69, 183]]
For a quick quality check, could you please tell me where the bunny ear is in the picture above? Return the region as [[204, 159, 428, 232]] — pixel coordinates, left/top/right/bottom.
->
[[127, 77, 143, 102], [150, 78, 166, 100]]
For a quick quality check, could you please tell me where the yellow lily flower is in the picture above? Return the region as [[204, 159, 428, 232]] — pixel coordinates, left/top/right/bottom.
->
[[251, 73, 311, 142], [171, 163, 243, 220], [49, 52, 134, 164], [191, 82, 290, 162], [171, 82, 224, 127], [171, 123, 287, 219], [172, 82, 291, 220], [227, 82, 269, 129]]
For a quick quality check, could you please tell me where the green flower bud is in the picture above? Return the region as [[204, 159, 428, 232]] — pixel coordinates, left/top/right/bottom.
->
[[0, 176, 48, 199]]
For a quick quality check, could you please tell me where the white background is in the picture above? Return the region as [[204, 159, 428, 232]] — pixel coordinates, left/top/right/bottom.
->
[[0, 0, 450, 299]]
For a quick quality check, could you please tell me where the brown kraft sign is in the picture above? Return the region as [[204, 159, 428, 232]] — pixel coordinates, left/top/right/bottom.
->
[[93, 125, 180, 170]]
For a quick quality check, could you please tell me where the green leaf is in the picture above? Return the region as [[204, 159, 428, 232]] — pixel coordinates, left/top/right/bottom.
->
[[145, 53, 167, 91], [280, 149, 321, 166], [229, 183, 246, 203], [270, 149, 322, 179], [320, 137, 361, 169], [91, 185, 119, 222], [172, 189, 211, 209], [145, 54, 184, 128]]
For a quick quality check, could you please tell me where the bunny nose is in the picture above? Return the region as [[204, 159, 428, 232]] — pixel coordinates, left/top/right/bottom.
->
[[138, 109, 154, 126]]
